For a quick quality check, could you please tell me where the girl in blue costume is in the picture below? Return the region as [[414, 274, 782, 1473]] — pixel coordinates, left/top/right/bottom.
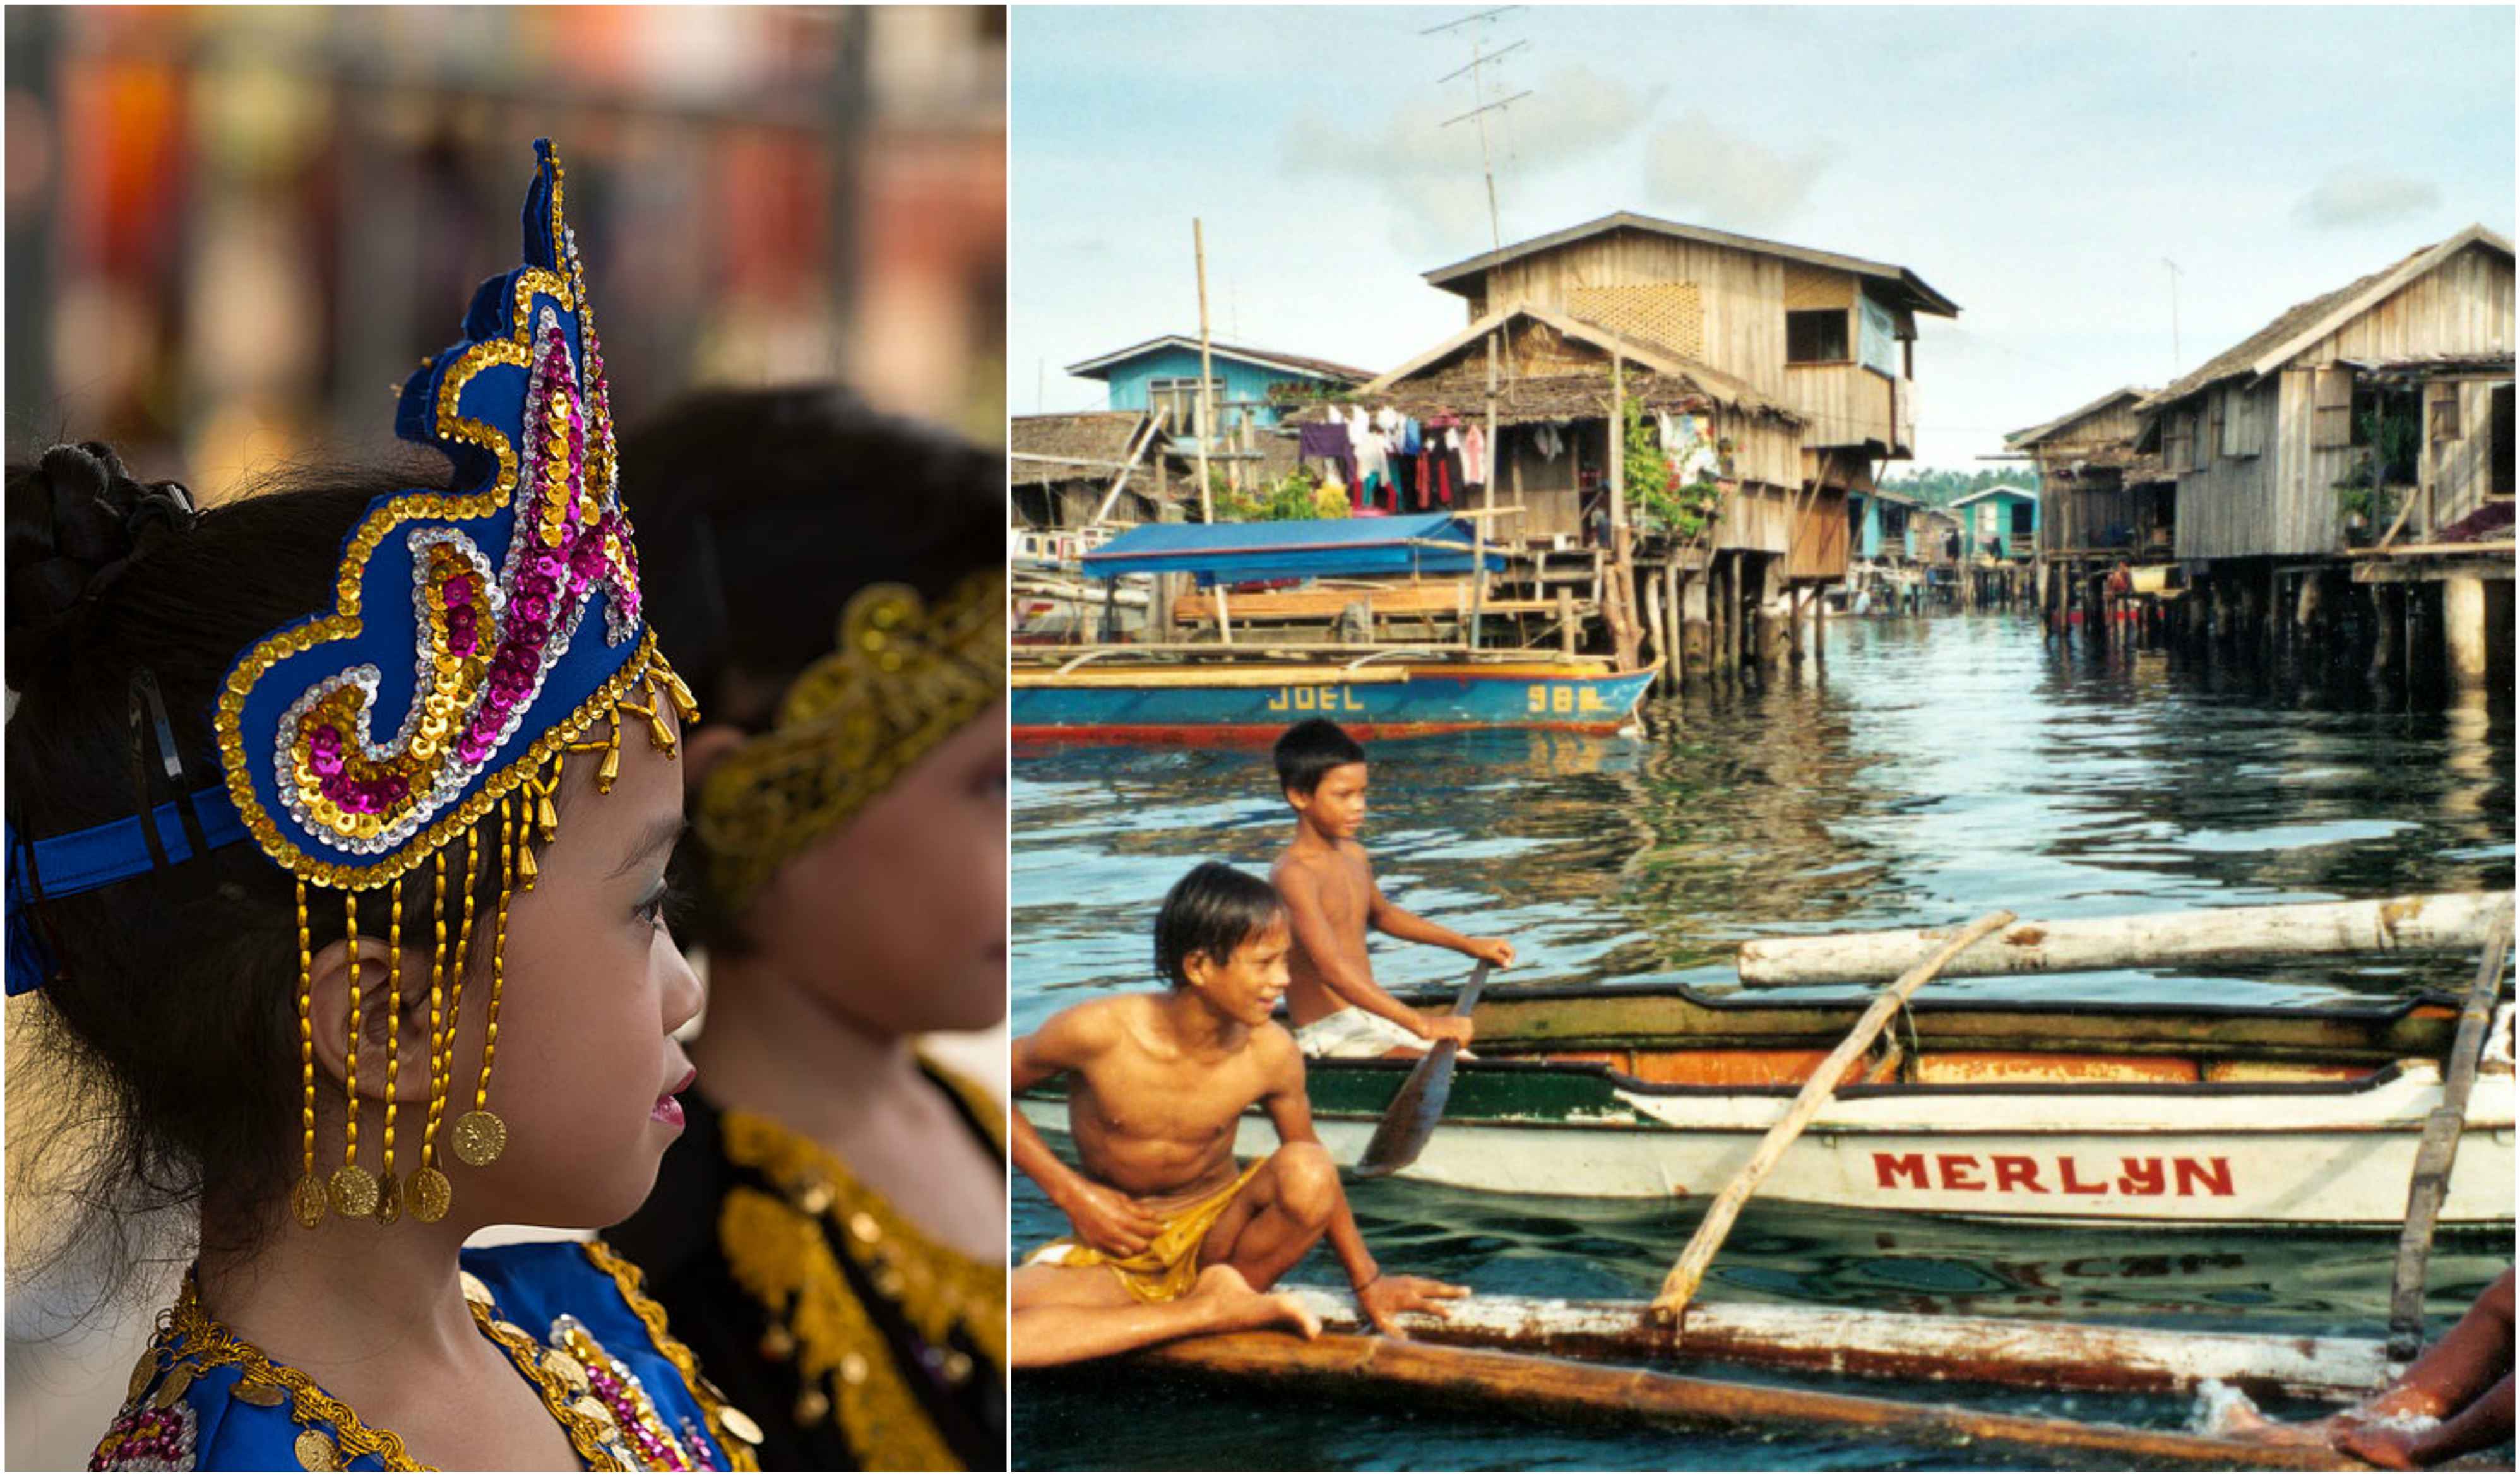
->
[[7, 141, 761, 1471]]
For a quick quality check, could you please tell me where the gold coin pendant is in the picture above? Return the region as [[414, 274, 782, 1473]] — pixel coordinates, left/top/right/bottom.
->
[[290, 1173, 329, 1229], [716, 1404, 766, 1447], [294, 1428, 338, 1471], [451, 1109, 507, 1166], [326, 1165, 379, 1220], [410, 1166, 453, 1223]]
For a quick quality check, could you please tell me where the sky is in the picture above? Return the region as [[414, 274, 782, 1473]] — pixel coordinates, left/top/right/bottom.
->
[[1009, 4, 2515, 472]]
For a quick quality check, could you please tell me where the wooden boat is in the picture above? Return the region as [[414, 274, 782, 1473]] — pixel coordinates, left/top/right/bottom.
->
[[1025, 984, 2512, 1225], [1011, 646, 1656, 740], [1021, 894, 2516, 1226], [1010, 514, 1656, 740]]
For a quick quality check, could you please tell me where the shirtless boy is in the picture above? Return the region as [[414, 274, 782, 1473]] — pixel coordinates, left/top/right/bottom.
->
[[1010, 861, 1466, 1367], [1269, 718, 1515, 1059]]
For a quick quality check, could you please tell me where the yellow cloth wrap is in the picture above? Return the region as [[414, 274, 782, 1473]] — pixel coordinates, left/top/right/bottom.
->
[[1039, 1160, 1264, 1304]]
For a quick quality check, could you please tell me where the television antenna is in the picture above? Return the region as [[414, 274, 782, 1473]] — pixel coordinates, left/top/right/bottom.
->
[[1425, 8, 1528, 251]]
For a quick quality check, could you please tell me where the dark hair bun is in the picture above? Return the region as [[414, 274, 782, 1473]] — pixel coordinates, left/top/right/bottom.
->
[[7, 442, 199, 689]]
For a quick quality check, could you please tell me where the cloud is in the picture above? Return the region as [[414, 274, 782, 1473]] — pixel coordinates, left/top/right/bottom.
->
[[1641, 112, 1839, 231], [2294, 169, 2442, 230], [1280, 65, 1663, 247]]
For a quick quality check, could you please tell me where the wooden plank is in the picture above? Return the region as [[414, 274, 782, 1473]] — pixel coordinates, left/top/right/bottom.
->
[[1127, 1330, 2369, 1469], [2352, 558, 2515, 584], [1269, 1285, 2394, 1403], [1738, 893, 2511, 986]]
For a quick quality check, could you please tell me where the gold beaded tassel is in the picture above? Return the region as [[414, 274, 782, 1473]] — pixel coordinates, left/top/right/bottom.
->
[[328, 894, 379, 1219], [451, 798, 513, 1168], [410, 849, 453, 1223], [290, 881, 326, 1228], [374, 879, 405, 1225]]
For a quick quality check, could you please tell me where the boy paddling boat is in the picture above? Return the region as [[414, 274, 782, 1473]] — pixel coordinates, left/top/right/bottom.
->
[[1010, 863, 1467, 1365], [1271, 719, 1516, 1059]]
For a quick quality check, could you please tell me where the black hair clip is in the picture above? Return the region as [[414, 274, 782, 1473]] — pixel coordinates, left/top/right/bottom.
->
[[128, 667, 211, 871]]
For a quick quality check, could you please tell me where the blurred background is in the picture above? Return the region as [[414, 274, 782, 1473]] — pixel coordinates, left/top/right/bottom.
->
[[6, 8, 1004, 1468], [4, 3, 1005, 493]]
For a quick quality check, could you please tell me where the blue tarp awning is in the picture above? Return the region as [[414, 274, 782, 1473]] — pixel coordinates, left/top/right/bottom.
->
[[1080, 514, 1506, 586]]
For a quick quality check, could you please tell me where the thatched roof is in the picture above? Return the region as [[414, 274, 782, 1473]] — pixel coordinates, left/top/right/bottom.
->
[[2141, 225, 2513, 411], [1008, 411, 1158, 487], [1324, 304, 1798, 428], [1423, 210, 1961, 317], [1293, 370, 1744, 430]]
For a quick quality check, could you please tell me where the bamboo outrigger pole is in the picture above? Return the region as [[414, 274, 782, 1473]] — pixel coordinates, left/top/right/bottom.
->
[[2386, 897, 2513, 1361], [1652, 910, 2016, 1322], [1738, 891, 2509, 985], [1130, 1331, 2368, 1470]]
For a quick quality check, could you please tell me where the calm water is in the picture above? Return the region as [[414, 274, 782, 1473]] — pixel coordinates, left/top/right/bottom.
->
[[1011, 614, 2514, 1471]]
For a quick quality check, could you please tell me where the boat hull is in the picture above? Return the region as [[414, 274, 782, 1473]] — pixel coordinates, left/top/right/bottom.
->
[[1019, 1060, 2513, 1226], [1009, 663, 1656, 740]]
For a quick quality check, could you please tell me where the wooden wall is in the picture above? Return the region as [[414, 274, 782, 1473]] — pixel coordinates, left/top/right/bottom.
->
[[2039, 470, 2138, 554], [1464, 226, 1919, 456], [1474, 228, 1791, 398], [2173, 242, 2513, 561], [1785, 486, 1850, 580], [2297, 242, 2513, 367], [2420, 377, 2514, 532]]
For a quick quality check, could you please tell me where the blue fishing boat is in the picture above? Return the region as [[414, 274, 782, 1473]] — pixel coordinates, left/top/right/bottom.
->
[[1011, 515, 1655, 740]]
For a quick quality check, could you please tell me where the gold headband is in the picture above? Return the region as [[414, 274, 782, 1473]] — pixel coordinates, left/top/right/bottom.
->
[[692, 572, 1004, 916]]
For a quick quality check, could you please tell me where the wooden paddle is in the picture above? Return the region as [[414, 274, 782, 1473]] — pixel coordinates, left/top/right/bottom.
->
[[1652, 910, 2016, 1322], [1350, 961, 1490, 1180]]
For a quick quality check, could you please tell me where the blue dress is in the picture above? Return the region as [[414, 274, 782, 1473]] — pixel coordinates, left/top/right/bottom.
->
[[89, 1239, 761, 1471]]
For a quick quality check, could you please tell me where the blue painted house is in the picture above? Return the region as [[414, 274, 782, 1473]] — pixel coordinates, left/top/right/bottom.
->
[[1065, 335, 1373, 436], [1949, 484, 2041, 561], [1847, 487, 1920, 561]]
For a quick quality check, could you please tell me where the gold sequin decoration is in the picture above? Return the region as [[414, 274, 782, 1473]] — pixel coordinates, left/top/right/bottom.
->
[[693, 574, 1002, 915]]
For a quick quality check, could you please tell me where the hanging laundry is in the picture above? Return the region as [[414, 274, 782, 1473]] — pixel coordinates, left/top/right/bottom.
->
[[1401, 418, 1422, 456], [1535, 423, 1564, 461], [1353, 417, 1390, 487], [1375, 406, 1400, 436], [1297, 418, 1358, 492], [1463, 424, 1487, 487]]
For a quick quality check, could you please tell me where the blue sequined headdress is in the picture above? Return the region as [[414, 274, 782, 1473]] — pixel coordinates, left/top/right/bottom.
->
[[5, 141, 695, 1230]]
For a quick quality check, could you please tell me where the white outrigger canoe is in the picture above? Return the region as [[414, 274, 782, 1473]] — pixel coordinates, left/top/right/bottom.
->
[[1023, 895, 2516, 1227]]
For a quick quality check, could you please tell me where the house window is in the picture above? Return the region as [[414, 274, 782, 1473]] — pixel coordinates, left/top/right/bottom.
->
[[2492, 383, 2514, 497], [2205, 394, 2225, 465], [2430, 385, 2462, 442], [1146, 377, 1225, 436], [1786, 309, 1850, 364], [1857, 297, 1899, 378]]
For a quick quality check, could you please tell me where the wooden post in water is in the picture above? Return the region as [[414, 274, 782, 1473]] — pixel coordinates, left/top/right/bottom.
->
[[1605, 344, 1641, 670], [1662, 558, 1684, 693], [1192, 220, 1230, 646], [1655, 911, 2017, 1321], [1555, 586, 1576, 658], [1473, 331, 1497, 650]]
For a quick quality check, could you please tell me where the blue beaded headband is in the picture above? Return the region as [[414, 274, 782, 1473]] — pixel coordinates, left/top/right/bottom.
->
[[5, 141, 694, 1228]]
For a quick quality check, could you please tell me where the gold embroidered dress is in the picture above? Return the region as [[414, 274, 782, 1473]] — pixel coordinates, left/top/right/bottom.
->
[[91, 1240, 759, 1471], [604, 1069, 1005, 1471]]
